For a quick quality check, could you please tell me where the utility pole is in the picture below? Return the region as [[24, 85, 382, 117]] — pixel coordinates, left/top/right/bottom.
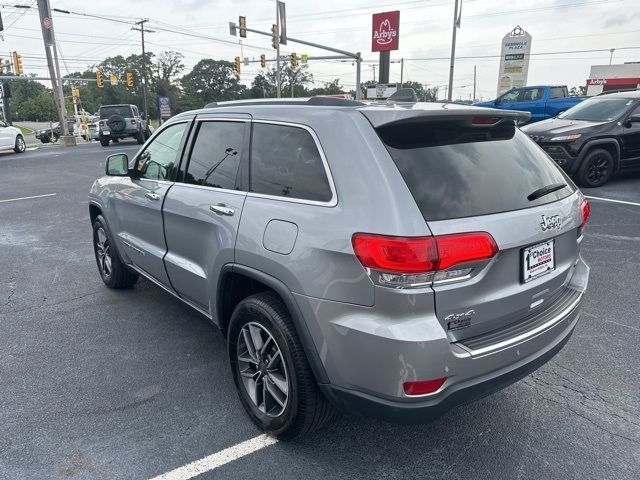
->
[[132, 19, 154, 120], [400, 58, 404, 88], [473, 65, 476, 102], [275, 3, 281, 98], [36, 0, 73, 143], [447, 0, 461, 101], [372, 65, 376, 81]]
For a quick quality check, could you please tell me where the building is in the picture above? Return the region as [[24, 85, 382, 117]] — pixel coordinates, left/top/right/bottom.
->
[[586, 62, 640, 96]]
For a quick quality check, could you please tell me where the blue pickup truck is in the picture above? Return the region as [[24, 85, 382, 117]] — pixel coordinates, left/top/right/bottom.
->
[[475, 85, 585, 124]]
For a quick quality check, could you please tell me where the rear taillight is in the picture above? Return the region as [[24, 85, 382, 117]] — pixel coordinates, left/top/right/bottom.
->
[[352, 232, 498, 288], [131, 119, 136, 125], [99, 120, 104, 127], [403, 377, 447, 396], [580, 198, 590, 227]]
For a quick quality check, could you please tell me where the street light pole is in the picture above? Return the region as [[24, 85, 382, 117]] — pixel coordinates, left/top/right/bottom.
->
[[276, 2, 281, 98], [447, 0, 461, 101]]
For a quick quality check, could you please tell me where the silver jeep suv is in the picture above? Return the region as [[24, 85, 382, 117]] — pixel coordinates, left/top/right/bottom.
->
[[89, 97, 590, 439]]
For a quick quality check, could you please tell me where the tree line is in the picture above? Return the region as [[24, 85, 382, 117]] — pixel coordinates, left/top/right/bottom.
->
[[8, 50, 355, 122]]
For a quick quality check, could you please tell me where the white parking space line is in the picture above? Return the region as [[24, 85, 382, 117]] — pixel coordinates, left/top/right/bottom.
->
[[148, 434, 278, 480], [585, 195, 640, 207], [0, 193, 57, 204]]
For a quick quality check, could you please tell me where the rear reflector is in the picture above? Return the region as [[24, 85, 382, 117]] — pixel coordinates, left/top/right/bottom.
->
[[580, 198, 591, 227], [403, 377, 447, 396], [352, 232, 498, 274]]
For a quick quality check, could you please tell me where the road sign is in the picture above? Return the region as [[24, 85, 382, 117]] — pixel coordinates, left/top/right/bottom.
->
[[277, 1, 287, 45], [157, 96, 171, 120], [300, 54, 308, 63], [109, 75, 118, 86], [372, 11, 400, 52], [497, 25, 532, 95], [366, 83, 398, 100]]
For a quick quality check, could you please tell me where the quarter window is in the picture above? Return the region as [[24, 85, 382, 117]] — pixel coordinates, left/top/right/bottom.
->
[[250, 123, 332, 202], [549, 87, 566, 99], [135, 122, 187, 181], [184, 121, 245, 190]]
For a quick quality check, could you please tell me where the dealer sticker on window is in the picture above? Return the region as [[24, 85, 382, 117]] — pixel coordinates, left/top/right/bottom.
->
[[522, 239, 555, 283]]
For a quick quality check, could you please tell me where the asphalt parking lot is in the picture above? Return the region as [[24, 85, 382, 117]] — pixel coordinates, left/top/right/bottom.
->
[[1, 143, 639, 480]]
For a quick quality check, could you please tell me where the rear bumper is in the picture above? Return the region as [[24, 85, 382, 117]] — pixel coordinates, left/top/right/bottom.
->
[[320, 309, 577, 423]]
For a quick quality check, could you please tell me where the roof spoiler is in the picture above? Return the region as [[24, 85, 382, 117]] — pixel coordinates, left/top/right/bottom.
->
[[361, 106, 531, 128]]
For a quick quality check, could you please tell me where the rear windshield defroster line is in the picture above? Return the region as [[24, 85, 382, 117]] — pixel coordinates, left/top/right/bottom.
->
[[376, 120, 575, 221]]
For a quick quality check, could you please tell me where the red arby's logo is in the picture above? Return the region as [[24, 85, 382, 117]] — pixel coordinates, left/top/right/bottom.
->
[[372, 11, 400, 52]]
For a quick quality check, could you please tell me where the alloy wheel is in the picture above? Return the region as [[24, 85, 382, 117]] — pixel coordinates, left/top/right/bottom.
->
[[95, 227, 112, 278], [17, 137, 25, 152], [236, 322, 289, 417], [586, 154, 609, 184]]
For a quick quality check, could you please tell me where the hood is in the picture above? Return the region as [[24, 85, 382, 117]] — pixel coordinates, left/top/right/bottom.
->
[[520, 117, 608, 137]]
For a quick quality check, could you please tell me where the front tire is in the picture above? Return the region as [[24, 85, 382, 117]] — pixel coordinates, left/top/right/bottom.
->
[[92, 215, 138, 289], [14, 135, 26, 153], [228, 292, 334, 439], [577, 148, 614, 187]]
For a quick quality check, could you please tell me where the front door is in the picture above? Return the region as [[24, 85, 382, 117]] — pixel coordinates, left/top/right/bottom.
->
[[163, 117, 249, 314], [620, 103, 640, 165], [113, 121, 190, 286]]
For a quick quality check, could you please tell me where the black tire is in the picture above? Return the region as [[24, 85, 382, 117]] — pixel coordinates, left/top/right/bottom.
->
[[228, 292, 334, 440], [13, 135, 26, 153], [577, 148, 614, 187], [92, 215, 138, 289], [99, 136, 110, 147], [40, 137, 50, 144], [136, 129, 145, 144]]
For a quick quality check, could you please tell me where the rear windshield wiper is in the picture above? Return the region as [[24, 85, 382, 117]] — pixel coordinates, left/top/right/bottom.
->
[[527, 183, 568, 201]]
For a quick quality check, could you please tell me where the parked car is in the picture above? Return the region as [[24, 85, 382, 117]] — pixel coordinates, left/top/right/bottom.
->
[[522, 90, 640, 187], [98, 104, 150, 147], [475, 85, 585, 123], [0, 120, 26, 153], [35, 121, 75, 144], [88, 97, 590, 439]]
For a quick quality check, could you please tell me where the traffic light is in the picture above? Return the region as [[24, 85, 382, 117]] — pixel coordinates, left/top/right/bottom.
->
[[290, 53, 298, 68], [239, 16, 246, 38], [271, 24, 279, 49], [260, 54, 266, 68], [96, 69, 104, 88], [126, 71, 134, 87], [72, 87, 80, 100], [234, 56, 241, 74], [12, 52, 23, 75]]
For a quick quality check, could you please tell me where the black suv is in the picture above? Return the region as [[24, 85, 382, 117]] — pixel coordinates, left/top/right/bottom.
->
[[98, 104, 150, 147], [521, 90, 640, 187]]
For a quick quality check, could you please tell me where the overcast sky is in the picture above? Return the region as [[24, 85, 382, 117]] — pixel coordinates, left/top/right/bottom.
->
[[2, 0, 639, 100]]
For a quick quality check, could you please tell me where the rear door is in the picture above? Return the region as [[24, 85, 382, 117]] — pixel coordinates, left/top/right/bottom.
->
[[162, 115, 249, 314], [367, 110, 582, 342], [112, 120, 190, 286]]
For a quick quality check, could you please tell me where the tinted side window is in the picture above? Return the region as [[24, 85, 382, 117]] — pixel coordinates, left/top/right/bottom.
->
[[136, 122, 187, 180], [518, 88, 543, 102], [500, 91, 519, 102], [549, 87, 566, 99], [250, 123, 332, 202], [185, 121, 245, 190]]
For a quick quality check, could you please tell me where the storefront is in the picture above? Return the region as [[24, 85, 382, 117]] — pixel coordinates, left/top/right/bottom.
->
[[586, 63, 640, 96]]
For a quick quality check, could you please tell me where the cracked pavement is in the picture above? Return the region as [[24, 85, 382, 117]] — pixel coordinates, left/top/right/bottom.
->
[[1, 143, 639, 479]]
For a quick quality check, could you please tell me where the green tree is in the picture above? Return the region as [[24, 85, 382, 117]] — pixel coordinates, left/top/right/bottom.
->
[[180, 59, 246, 109], [10, 79, 57, 121], [308, 79, 345, 96], [569, 85, 586, 96], [248, 64, 313, 99]]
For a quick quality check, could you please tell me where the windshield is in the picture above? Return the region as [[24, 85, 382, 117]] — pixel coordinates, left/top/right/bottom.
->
[[100, 106, 132, 119], [558, 97, 635, 121]]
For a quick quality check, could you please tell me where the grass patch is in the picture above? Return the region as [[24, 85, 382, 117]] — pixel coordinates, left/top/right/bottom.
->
[[14, 124, 34, 135]]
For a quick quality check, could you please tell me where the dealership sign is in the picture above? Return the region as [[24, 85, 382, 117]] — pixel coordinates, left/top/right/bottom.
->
[[496, 25, 532, 95], [372, 11, 400, 52]]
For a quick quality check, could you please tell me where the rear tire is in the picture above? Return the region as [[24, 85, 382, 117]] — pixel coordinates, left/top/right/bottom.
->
[[228, 292, 334, 440], [92, 215, 138, 289], [13, 135, 26, 153], [99, 136, 109, 147], [577, 148, 614, 187]]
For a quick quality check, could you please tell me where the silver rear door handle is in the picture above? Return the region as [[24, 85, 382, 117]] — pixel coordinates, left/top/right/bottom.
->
[[210, 204, 235, 216], [145, 192, 161, 201]]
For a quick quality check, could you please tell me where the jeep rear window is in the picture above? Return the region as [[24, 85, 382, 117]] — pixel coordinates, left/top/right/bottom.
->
[[100, 106, 132, 118], [377, 120, 575, 221]]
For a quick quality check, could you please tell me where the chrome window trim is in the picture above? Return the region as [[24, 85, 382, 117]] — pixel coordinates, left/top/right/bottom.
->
[[248, 119, 338, 207], [170, 182, 247, 197]]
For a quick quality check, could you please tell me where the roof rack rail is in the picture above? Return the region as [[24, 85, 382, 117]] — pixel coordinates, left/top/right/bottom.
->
[[204, 97, 364, 109], [595, 87, 640, 96]]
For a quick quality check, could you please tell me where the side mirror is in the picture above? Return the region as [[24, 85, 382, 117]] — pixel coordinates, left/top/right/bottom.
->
[[628, 114, 640, 124], [105, 153, 129, 176], [140, 113, 147, 120]]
